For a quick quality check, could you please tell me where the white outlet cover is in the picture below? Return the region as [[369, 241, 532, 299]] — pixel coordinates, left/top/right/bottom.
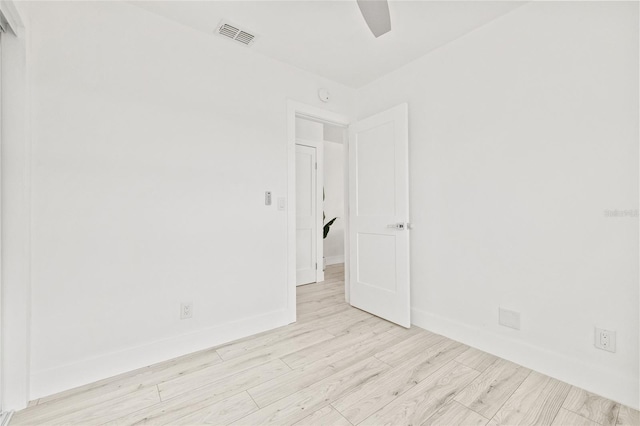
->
[[180, 302, 193, 320], [499, 307, 520, 330], [594, 327, 616, 352]]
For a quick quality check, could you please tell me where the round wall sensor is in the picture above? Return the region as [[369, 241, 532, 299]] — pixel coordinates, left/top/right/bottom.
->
[[318, 88, 330, 103]]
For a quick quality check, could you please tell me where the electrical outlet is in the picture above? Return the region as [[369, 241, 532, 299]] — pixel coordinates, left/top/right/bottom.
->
[[180, 302, 193, 320], [595, 327, 616, 352], [499, 307, 521, 330]]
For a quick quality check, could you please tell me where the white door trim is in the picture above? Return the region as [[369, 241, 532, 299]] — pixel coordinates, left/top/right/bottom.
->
[[0, 0, 29, 411], [0, 0, 31, 411], [296, 138, 324, 285], [286, 100, 350, 323], [0, 0, 23, 37]]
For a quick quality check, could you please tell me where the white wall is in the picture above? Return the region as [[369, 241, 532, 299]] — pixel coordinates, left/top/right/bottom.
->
[[1, 0, 31, 411], [323, 141, 344, 265], [23, 0, 354, 401], [296, 117, 323, 141], [357, 2, 639, 409], [323, 123, 343, 144]]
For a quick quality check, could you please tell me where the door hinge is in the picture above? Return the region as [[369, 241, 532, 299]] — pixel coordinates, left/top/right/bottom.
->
[[315, 162, 317, 170], [315, 262, 318, 269]]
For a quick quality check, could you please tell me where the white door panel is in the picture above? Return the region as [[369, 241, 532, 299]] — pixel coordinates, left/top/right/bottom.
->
[[296, 144, 317, 286], [355, 122, 396, 217], [349, 104, 410, 327]]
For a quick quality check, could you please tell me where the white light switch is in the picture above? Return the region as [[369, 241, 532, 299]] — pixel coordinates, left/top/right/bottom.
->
[[277, 197, 286, 211]]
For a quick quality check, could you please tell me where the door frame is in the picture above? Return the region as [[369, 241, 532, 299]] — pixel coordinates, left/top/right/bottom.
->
[[286, 100, 350, 323], [0, 0, 29, 414], [295, 138, 324, 285]]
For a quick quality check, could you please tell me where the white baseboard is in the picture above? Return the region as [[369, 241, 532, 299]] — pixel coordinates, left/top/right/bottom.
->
[[411, 307, 639, 410], [324, 255, 344, 266], [30, 309, 291, 400]]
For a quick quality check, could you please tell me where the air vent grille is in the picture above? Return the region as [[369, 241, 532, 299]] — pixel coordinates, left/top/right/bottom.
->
[[235, 31, 255, 45], [219, 24, 239, 39], [216, 20, 257, 46]]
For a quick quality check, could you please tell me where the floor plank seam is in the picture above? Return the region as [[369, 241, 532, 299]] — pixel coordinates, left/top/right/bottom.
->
[[247, 353, 384, 417], [245, 374, 312, 410], [321, 329, 339, 338], [566, 407, 605, 425], [419, 397, 472, 426], [463, 401, 494, 424], [279, 356, 295, 370], [159, 359, 283, 406], [498, 368, 533, 410], [458, 367, 532, 423], [329, 403, 355, 426], [371, 353, 394, 368], [244, 389, 260, 412], [455, 355, 489, 375], [548, 383, 574, 426], [181, 389, 253, 426], [342, 358, 453, 426]]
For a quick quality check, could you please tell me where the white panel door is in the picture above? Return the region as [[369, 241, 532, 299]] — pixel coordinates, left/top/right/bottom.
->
[[349, 103, 410, 327], [296, 144, 317, 286]]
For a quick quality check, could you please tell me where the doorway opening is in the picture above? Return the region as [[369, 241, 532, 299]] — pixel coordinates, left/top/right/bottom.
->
[[293, 115, 348, 321], [287, 100, 411, 328], [286, 101, 350, 323], [294, 117, 347, 288], [320, 122, 346, 273]]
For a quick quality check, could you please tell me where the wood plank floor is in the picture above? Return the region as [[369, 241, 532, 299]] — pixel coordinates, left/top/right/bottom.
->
[[12, 264, 640, 425]]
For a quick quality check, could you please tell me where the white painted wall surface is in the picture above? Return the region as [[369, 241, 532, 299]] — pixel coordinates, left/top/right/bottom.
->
[[1, 0, 30, 411], [356, 2, 639, 408], [23, 0, 354, 400], [296, 118, 323, 141], [323, 123, 343, 144], [323, 141, 344, 265]]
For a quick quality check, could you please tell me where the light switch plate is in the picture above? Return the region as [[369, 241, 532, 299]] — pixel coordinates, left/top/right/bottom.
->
[[278, 197, 286, 211]]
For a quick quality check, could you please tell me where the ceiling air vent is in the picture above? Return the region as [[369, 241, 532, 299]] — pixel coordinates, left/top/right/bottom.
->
[[215, 20, 257, 46]]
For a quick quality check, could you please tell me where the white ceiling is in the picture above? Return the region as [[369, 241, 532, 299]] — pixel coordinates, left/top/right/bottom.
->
[[132, 1, 525, 88]]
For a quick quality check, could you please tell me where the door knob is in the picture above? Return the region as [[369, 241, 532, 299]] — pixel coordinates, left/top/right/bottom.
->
[[387, 223, 406, 230]]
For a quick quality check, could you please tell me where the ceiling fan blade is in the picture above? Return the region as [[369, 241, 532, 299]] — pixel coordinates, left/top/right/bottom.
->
[[356, 0, 391, 38]]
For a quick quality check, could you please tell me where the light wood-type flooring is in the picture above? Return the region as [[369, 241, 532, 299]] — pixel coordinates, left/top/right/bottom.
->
[[12, 264, 640, 425]]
